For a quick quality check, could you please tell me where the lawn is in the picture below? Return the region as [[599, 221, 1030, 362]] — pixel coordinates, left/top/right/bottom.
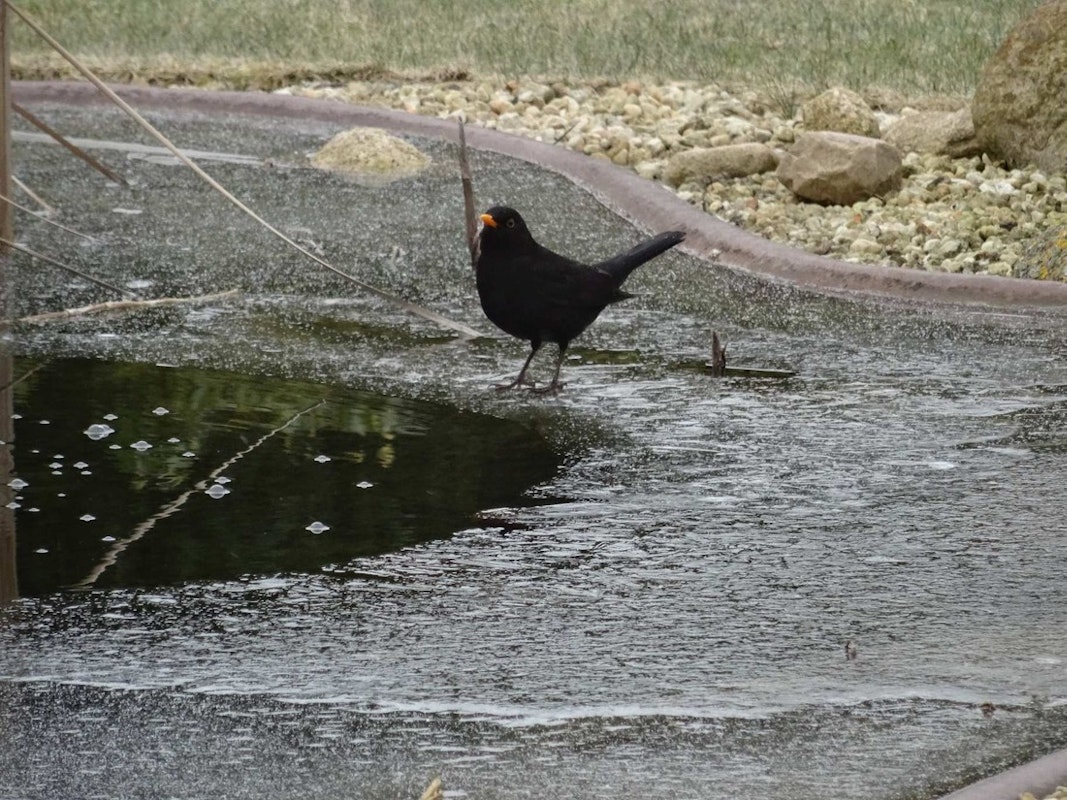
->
[[8, 0, 1041, 95]]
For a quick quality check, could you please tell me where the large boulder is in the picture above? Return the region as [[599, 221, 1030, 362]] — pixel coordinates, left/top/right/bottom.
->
[[883, 109, 982, 158], [972, 1, 1067, 172], [777, 132, 902, 206], [800, 87, 880, 137], [664, 143, 779, 186]]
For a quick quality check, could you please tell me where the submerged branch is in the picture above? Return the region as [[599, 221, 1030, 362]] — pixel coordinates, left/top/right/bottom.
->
[[70, 398, 326, 590]]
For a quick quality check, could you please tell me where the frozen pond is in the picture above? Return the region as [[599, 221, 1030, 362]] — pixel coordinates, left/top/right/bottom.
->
[[1, 101, 1066, 800]]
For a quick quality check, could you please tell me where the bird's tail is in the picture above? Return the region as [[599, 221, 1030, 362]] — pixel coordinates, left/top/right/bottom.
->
[[595, 230, 686, 285]]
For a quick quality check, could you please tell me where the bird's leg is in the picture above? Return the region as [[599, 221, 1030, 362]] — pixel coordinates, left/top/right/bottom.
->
[[532, 344, 567, 395], [495, 342, 540, 391]]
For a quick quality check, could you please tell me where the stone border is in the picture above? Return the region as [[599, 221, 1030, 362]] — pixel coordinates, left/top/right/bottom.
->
[[13, 80, 1067, 316], [937, 749, 1067, 800]]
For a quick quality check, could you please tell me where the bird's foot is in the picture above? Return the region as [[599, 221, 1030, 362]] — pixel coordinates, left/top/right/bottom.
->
[[493, 375, 535, 391], [530, 379, 565, 396]]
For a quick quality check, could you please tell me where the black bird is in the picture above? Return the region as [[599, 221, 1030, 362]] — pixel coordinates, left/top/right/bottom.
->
[[475, 206, 685, 393]]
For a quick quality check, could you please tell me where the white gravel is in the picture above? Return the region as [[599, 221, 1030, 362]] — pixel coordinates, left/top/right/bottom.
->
[[282, 77, 1067, 279]]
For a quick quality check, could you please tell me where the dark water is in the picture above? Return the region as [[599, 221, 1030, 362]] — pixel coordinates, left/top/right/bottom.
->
[[3, 102, 1067, 800], [8, 358, 559, 595]]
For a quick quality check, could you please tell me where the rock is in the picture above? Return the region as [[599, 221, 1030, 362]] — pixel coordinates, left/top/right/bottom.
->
[[777, 132, 903, 205], [972, 1, 1067, 172], [800, 87, 881, 137], [1013, 223, 1067, 280], [310, 127, 430, 181], [883, 109, 981, 158], [848, 237, 884, 257], [664, 143, 780, 187]]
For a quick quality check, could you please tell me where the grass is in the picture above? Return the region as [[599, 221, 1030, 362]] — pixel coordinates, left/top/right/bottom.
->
[[9, 0, 1041, 96]]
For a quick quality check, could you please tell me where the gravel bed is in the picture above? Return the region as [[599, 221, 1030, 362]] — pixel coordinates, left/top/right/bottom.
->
[[282, 77, 1067, 279]]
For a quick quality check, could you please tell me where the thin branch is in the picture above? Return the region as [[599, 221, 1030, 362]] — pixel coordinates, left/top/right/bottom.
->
[[11, 176, 54, 215], [0, 191, 96, 241], [7, 1, 482, 339], [0, 360, 49, 392], [7, 289, 239, 325], [0, 237, 135, 298], [457, 118, 477, 269], [708, 330, 725, 377], [12, 101, 128, 185]]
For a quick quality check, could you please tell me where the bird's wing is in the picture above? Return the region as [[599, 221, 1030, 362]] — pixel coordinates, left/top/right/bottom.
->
[[520, 249, 619, 311], [484, 249, 618, 341]]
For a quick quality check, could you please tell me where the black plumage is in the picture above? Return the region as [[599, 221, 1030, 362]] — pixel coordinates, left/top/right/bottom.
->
[[475, 206, 685, 392]]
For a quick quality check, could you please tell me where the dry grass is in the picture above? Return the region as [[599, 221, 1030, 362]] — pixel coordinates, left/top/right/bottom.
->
[[10, 0, 1040, 95]]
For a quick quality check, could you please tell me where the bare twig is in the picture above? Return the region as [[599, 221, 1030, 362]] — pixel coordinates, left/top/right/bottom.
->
[[710, 331, 727, 377], [11, 176, 54, 215], [12, 101, 128, 185], [0, 191, 96, 241], [7, 1, 482, 339], [0, 360, 49, 392], [7, 289, 239, 325], [419, 778, 444, 800], [457, 118, 477, 268], [0, 237, 134, 298]]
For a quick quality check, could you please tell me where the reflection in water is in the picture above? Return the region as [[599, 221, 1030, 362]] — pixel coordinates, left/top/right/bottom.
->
[[10, 358, 559, 595]]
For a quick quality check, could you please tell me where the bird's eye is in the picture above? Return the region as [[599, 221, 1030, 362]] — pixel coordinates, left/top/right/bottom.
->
[[505, 218, 516, 228]]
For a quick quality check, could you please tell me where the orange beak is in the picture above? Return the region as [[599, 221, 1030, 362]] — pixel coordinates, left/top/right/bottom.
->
[[479, 213, 498, 228]]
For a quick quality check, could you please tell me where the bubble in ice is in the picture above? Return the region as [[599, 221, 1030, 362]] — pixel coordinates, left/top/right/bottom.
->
[[205, 484, 231, 499], [152, 407, 169, 416], [167, 437, 181, 444], [6, 501, 19, 510], [101, 536, 116, 542], [34, 548, 48, 554], [103, 413, 118, 421], [314, 454, 332, 463], [356, 481, 374, 489], [49, 462, 63, 470], [73, 461, 89, 470], [130, 440, 153, 451], [80, 514, 96, 522], [85, 423, 116, 440], [306, 521, 330, 534], [215, 476, 232, 485], [182, 451, 196, 458], [8, 478, 28, 490]]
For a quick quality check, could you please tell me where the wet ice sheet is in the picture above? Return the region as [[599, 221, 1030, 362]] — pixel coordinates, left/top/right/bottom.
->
[[1, 681, 1059, 800], [2, 103, 1067, 800]]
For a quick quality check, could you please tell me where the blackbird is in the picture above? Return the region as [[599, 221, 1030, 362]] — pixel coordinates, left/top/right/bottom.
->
[[475, 205, 685, 393]]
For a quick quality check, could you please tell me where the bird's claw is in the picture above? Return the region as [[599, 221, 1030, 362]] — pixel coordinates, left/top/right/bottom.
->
[[492, 377, 563, 394], [493, 376, 536, 391], [530, 380, 565, 395]]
